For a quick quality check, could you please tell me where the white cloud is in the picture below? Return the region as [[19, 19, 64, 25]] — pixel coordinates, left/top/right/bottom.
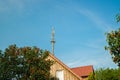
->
[[78, 9, 114, 32], [67, 53, 117, 69], [84, 39, 105, 50], [66, 46, 118, 69], [67, 60, 80, 67], [62, 37, 117, 69], [0, 0, 25, 13]]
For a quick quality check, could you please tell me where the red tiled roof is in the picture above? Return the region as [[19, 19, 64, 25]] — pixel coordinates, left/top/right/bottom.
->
[[71, 65, 94, 77]]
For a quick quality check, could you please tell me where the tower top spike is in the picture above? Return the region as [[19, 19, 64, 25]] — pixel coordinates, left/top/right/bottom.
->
[[51, 26, 55, 55]]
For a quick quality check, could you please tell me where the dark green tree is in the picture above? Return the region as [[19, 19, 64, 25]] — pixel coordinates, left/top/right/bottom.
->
[[105, 13, 120, 67], [0, 45, 54, 80], [88, 68, 120, 80]]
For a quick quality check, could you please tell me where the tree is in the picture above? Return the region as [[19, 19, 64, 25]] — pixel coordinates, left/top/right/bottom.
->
[[88, 73, 95, 80], [88, 68, 120, 80], [0, 45, 54, 80], [116, 13, 120, 22], [105, 13, 120, 67]]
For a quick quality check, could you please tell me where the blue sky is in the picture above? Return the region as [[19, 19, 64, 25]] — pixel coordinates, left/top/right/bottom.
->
[[0, 0, 120, 69]]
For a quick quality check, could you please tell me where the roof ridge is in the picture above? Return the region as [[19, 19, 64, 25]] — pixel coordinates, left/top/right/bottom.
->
[[71, 65, 93, 69]]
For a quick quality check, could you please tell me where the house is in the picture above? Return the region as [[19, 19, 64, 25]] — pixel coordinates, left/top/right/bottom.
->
[[48, 53, 94, 80], [49, 27, 94, 80]]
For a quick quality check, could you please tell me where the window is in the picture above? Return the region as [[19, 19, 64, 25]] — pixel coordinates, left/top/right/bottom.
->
[[56, 70, 64, 80]]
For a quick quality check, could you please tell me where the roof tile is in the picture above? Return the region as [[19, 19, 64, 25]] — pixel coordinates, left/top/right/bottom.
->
[[71, 65, 94, 77]]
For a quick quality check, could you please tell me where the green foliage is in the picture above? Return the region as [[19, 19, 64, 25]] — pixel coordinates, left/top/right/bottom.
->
[[116, 13, 120, 22], [88, 68, 120, 80], [105, 13, 120, 67], [0, 44, 54, 80], [105, 28, 120, 66], [88, 73, 95, 80]]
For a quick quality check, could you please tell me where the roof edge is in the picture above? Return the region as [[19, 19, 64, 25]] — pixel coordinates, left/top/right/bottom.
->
[[71, 65, 94, 69], [49, 54, 81, 80]]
